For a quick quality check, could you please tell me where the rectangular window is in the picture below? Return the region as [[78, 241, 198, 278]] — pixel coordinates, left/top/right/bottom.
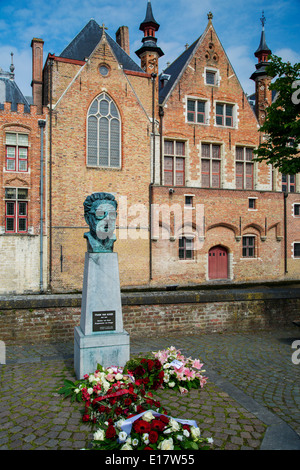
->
[[187, 99, 206, 124], [201, 143, 221, 188], [179, 237, 194, 260], [242, 236, 255, 258], [216, 103, 234, 127], [5, 188, 28, 233], [5, 133, 28, 172], [282, 174, 296, 193], [236, 147, 254, 190], [164, 140, 185, 186], [185, 195, 193, 206], [294, 243, 300, 258], [206, 71, 216, 85], [294, 204, 300, 216], [248, 198, 257, 210]]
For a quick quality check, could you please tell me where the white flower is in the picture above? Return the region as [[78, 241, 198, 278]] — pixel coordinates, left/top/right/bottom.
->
[[120, 443, 133, 450], [93, 429, 105, 441], [158, 438, 174, 450], [115, 418, 125, 430], [163, 363, 171, 369], [115, 373, 123, 380], [142, 433, 149, 444], [191, 426, 201, 439], [163, 373, 170, 383], [142, 411, 155, 422], [118, 431, 127, 443], [87, 387, 93, 395], [74, 388, 80, 394], [177, 434, 183, 441], [88, 374, 95, 383], [169, 418, 180, 431], [102, 379, 110, 392], [168, 381, 175, 388], [207, 437, 214, 444], [132, 438, 139, 446], [106, 368, 114, 374], [183, 429, 190, 437], [163, 427, 172, 434]]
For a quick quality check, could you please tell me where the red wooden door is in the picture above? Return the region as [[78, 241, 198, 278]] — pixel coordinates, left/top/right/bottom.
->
[[208, 245, 228, 279]]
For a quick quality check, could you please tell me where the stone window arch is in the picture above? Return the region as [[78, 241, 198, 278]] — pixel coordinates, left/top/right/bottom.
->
[[87, 93, 121, 168]]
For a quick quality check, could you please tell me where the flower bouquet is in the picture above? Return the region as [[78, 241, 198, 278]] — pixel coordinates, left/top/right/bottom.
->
[[91, 410, 213, 450], [58, 364, 165, 424], [153, 346, 207, 394], [123, 357, 164, 391]]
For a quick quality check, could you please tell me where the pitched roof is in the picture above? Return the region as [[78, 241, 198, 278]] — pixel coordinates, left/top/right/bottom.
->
[[0, 68, 30, 112], [159, 38, 200, 104], [60, 19, 144, 73]]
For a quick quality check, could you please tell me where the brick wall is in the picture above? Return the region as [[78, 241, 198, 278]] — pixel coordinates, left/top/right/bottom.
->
[[0, 284, 299, 344]]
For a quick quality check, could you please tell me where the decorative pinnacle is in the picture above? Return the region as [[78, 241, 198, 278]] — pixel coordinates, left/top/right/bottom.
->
[[207, 11, 213, 21], [10, 52, 15, 76], [260, 11, 266, 29]]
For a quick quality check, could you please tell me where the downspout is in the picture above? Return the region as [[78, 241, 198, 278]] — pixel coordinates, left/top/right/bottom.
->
[[149, 73, 157, 281], [159, 105, 164, 185], [38, 119, 46, 292], [284, 192, 288, 274], [49, 57, 53, 285]]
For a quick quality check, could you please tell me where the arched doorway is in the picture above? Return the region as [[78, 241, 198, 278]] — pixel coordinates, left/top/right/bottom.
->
[[208, 245, 228, 279]]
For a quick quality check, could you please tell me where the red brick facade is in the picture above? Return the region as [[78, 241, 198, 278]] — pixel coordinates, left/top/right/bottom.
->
[[0, 8, 299, 294]]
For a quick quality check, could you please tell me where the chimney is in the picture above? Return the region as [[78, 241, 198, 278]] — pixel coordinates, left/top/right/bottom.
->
[[31, 38, 44, 114], [116, 26, 130, 55]]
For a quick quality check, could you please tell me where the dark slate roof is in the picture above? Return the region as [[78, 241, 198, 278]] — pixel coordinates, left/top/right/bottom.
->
[[255, 29, 271, 55], [159, 37, 200, 104], [60, 19, 144, 73], [140, 0, 160, 31], [0, 69, 30, 112]]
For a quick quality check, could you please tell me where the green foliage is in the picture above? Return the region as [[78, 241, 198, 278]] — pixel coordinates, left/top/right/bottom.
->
[[253, 55, 300, 174]]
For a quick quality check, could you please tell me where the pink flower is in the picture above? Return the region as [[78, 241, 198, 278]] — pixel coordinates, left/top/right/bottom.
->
[[192, 359, 203, 370]]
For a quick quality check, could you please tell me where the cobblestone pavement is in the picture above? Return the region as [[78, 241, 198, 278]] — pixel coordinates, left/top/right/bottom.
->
[[0, 327, 299, 450]]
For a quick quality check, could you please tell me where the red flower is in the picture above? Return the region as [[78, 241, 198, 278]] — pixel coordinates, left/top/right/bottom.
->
[[159, 415, 169, 425], [183, 424, 191, 432], [144, 446, 153, 450], [151, 419, 165, 431], [124, 397, 132, 406], [115, 406, 123, 416], [82, 414, 90, 422], [133, 419, 151, 434], [149, 430, 159, 444], [106, 425, 116, 439], [147, 359, 155, 371]]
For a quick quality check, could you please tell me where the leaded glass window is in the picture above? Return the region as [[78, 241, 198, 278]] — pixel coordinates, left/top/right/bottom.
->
[[87, 93, 121, 168]]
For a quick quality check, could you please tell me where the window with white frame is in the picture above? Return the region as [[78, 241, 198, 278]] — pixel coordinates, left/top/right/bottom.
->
[[205, 68, 219, 86], [215, 102, 235, 127], [282, 174, 296, 193], [242, 235, 256, 258], [187, 98, 208, 124], [236, 147, 254, 190], [293, 242, 300, 258], [87, 93, 121, 168], [179, 236, 194, 260], [5, 132, 28, 172], [164, 140, 185, 186], [294, 203, 300, 217], [201, 143, 221, 188], [5, 188, 28, 233]]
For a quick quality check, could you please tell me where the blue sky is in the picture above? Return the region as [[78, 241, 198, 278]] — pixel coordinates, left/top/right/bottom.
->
[[0, 0, 299, 98]]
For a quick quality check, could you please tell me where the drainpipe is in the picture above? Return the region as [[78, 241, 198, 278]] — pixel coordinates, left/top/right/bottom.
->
[[49, 57, 53, 285], [149, 73, 157, 281], [159, 105, 164, 185], [284, 192, 288, 274], [38, 119, 46, 292]]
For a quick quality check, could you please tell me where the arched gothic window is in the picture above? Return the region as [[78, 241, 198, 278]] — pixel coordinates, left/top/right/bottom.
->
[[87, 93, 121, 168]]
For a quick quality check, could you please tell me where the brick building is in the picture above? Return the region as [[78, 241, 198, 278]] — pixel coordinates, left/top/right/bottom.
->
[[0, 3, 299, 294]]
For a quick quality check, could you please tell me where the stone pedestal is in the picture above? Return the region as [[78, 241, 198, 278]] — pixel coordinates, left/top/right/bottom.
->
[[74, 252, 130, 379]]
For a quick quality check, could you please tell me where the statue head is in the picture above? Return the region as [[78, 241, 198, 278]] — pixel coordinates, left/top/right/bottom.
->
[[83, 192, 117, 252]]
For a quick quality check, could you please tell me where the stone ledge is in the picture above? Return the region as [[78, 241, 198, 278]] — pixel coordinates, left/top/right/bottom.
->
[[0, 281, 299, 310]]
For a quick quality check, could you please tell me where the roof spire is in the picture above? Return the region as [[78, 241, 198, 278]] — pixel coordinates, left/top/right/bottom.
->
[[260, 10, 266, 29], [255, 11, 271, 59], [10, 52, 15, 79]]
